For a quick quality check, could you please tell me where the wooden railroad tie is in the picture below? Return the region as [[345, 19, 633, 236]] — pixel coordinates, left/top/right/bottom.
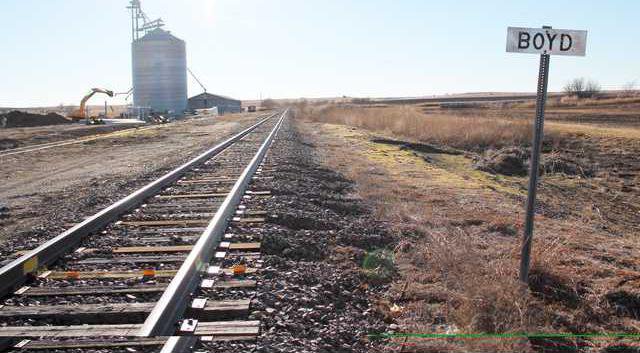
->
[[75, 254, 188, 265], [0, 299, 250, 324], [231, 217, 266, 224], [12, 338, 167, 350], [236, 210, 268, 217], [42, 264, 258, 280], [0, 324, 142, 338], [142, 202, 222, 209], [69, 245, 194, 255], [201, 279, 257, 290], [14, 244, 204, 257], [100, 242, 261, 254], [155, 193, 228, 200], [0, 320, 259, 338], [189, 320, 260, 337], [178, 179, 237, 185], [16, 279, 256, 297], [229, 242, 261, 251], [111, 245, 194, 254], [118, 219, 210, 227], [15, 284, 168, 296], [113, 227, 205, 235], [245, 190, 271, 196], [44, 269, 178, 280]]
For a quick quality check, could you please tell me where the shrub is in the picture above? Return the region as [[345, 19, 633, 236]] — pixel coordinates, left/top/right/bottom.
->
[[563, 78, 601, 98]]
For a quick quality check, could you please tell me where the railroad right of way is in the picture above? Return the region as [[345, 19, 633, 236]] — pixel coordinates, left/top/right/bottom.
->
[[0, 111, 394, 353]]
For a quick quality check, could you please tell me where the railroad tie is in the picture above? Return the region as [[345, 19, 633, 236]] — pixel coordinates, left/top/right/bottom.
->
[[75, 254, 187, 265], [118, 219, 211, 227], [0, 300, 250, 324], [0, 320, 260, 339], [43, 269, 178, 280], [12, 338, 168, 350], [15, 284, 168, 296], [70, 245, 195, 255], [155, 193, 228, 200], [231, 217, 266, 224], [16, 280, 256, 297]]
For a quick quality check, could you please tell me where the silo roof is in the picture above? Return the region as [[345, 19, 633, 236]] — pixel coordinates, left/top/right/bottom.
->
[[136, 28, 183, 43]]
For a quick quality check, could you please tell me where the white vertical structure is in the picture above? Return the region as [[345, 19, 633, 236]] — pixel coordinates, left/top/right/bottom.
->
[[132, 28, 188, 115]]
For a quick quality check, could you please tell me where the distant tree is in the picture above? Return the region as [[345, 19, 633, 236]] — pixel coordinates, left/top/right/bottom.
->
[[564, 77, 601, 98], [621, 80, 638, 97], [584, 80, 602, 98]]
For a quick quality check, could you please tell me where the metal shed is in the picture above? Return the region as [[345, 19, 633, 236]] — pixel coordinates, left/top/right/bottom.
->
[[188, 93, 241, 115]]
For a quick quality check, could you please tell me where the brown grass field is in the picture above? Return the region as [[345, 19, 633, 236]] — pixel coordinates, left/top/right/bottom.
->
[[296, 97, 640, 352]]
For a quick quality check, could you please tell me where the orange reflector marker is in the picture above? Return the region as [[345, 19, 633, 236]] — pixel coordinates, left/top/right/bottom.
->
[[232, 264, 246, 276], [66, 271, 80, 280], [143, 269, 156, 278]]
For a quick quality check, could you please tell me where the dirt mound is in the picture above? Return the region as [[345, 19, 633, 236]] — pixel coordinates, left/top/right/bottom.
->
[[475, 147, 595, 177], [475, 147, 529, 176], [542, 152, 595, 177], [0, 110, 71, 128]]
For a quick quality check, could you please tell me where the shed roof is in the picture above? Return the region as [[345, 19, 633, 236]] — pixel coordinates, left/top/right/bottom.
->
[[188, 92, 241, 103]]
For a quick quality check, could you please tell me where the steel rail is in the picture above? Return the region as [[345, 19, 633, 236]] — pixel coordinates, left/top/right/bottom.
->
[[0, 113, 278, 298], [159, 336, 198, 353], [140, 109, 287, 337]]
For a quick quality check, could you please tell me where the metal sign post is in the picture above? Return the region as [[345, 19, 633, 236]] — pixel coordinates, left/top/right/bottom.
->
[[506, 25, 587, 284], [520, 41, 550, 284]]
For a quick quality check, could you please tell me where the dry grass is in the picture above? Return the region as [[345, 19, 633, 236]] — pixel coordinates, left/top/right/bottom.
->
[[301, 104, 565, 152], [298, 116, 640, 352]]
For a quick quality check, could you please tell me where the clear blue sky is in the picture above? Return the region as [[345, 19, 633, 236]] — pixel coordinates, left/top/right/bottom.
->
[[1, 0, 638, 107]]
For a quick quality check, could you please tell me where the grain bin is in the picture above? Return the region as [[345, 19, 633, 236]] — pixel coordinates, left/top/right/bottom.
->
[[132, 28, 187, 115]]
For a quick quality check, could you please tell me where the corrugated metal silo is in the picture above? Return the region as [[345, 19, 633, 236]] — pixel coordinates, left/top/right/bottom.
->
[[132, 28, 187, 115]]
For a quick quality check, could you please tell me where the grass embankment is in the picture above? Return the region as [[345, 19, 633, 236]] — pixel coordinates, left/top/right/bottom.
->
[[297, 104, 640, 352], [301, 104, 568, 152]]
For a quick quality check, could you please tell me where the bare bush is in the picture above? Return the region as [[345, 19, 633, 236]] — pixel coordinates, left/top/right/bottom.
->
[[563, 78, 601, 98], [620, 80, 638, 98]]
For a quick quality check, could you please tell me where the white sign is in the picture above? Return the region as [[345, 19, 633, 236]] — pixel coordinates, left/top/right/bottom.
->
[[506, 27, 587, 56]]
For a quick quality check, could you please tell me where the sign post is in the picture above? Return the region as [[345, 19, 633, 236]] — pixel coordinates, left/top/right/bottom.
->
[[506, 26, 587, 284]]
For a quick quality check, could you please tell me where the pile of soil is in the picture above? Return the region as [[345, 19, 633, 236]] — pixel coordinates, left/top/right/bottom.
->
[[542, 152, 595, 177], [0, 110, 71, 128], [475, 147, 529, 176], [475, 147, 595, 177]]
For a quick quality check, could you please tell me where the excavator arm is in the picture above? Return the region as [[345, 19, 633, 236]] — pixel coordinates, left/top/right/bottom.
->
[[71, 88, 114, 120]]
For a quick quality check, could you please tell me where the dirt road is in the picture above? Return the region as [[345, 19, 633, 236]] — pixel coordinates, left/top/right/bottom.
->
[[0, 113, 262, 256]]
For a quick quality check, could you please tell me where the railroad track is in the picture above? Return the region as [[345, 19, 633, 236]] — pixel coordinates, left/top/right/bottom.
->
[[0, 109, 288, 352]]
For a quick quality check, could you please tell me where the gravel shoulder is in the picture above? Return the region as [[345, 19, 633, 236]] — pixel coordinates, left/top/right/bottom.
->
[[210, 117, 392, 353], [0, 113, 262, 256]]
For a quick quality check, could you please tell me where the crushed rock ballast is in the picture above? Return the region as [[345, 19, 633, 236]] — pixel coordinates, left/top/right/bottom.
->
[[203, 118, 394, 353]]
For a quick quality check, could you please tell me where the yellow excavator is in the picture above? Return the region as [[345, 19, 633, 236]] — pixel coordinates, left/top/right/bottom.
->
[[70, 88, 114, 124]]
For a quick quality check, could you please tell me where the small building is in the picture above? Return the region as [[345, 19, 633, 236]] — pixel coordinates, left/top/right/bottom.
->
[[188, 93, 241, 115]]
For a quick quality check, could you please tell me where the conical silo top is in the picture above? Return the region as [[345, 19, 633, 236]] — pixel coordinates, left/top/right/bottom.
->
[[136, 28, 184, 43]]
